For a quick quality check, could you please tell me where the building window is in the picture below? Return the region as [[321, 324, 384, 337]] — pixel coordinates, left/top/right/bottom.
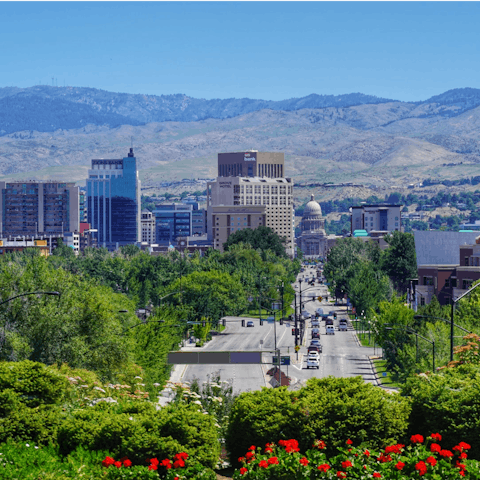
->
[[423, 276, 434, 286], [465, 256, 469, 266], [420, 297, 425, 306], [463, 279, 473, 290]]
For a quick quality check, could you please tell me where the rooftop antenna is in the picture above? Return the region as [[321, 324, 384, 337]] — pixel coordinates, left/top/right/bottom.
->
[[131, 136, 133, 149], [52, 77, 54, 86]]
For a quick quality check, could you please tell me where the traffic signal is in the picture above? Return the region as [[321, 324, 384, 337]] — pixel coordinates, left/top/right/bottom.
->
[[222, 319, 226, 327], [280, 318, 283, 325], [292, 328, 295, 335], [333, 312, 337, 319], [355, 314, 358, 320], [260, 318, 264, 326], [241, 319, 245, 327]]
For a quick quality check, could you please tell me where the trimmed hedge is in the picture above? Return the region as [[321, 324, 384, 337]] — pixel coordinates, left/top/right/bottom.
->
[[226, 376, 411, 465]]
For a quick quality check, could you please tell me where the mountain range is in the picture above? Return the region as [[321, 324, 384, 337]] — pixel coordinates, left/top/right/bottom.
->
[[1, 85, 480, 189]]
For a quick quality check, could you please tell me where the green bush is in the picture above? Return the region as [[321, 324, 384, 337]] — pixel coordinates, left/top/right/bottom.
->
[[0, 402, 62, 446], [57, 402, 220, 468], [297, 377, 411, 455], [402, 364, 480, 458], [226, 377, 411, 466], [0, 361, 68, 407], [0, 440, 106, 480]]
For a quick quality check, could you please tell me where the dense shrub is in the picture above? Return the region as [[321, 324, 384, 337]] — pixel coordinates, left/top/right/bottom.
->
[[402, 364, 480, 458], [226, 377, 411, 466], [0, 360, 68, 407], [58, 402, 220, 468], [297, 377, 411, 454]]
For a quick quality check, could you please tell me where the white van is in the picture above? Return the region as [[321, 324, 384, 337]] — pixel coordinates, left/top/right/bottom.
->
[[326, 325, 335, 335]]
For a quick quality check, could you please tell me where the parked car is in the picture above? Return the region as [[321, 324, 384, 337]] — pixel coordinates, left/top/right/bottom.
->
[[326, 325, 335, 335], [246, 321, 254, 327]]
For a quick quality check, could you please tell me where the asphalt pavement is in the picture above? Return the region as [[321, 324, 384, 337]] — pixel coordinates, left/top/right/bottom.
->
[[160, 264, 383, 402]]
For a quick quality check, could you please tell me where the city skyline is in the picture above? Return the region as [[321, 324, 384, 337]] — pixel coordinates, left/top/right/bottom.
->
[[1, 2, 479, 102]]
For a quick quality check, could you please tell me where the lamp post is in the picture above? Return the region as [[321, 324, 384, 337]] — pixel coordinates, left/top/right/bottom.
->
[[385, 325, 435, 372]]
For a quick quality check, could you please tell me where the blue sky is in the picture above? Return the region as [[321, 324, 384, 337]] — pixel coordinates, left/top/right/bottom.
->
[[1, 1, 479, 102]]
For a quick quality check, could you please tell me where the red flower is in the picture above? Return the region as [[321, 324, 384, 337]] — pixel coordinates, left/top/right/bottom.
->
[[341, 460, 353, 469], [411, 434, 424, 444], [317, 464, 331, 472], [268, 457, 279, 465], [258, 460, 268, 469], [395, 461, 405, 471], [364, 449, 370, 457], [426, 456, 437, 467], [102, 456, 116, 468], [430, 433, 442, 441], [459, 470, 466, 477], [150, 458, 159, 466], [248, 445, 256, 451], [337, 471, 347, 479], [415, 461, 428, 476], [160, 459, 172, 469], [238, 457, 245, 463], [385, 444, 404, 454], [174, 452, 189, 461], [173, 459, 185, 468], [314, 439, 326, 449], [456, 462, 467, 470], [459, 452, 468, 460], [439, 449, 454, 458], [265, 447, 273, 454], [346, 439, 353, 445], [281, 439, 300, 453], [300, 457, 309, 466], [174, 477, 179, 480], [123, 459, 132, 467], [245, 452, 255, 461], [114, 461, 122, 468], [430, 443, 441, 453], [377, 453, 392, 463], [454, 442, 471, 452], [373, 473, 381, 478], [148, 464, 158, 471], [240, 467, 248, 475]]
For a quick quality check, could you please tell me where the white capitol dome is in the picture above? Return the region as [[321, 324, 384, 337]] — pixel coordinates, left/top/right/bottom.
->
[[303, 194, 322, 217]]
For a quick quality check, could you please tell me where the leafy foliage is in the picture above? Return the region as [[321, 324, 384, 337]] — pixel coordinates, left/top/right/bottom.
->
[[223, 226, 287, 258]]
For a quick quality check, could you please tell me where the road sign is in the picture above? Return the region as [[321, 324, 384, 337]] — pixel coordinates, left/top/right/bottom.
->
[[272, 356, 291, 366], [317, 296, 323, 302]]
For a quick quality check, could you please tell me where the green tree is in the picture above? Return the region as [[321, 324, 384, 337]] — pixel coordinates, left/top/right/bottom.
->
[[223, 226, 287, 258], [380, 231, 417, 293]]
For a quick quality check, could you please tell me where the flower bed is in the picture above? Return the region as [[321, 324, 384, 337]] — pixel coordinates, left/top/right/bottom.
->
[[231, 434, 480, 479]]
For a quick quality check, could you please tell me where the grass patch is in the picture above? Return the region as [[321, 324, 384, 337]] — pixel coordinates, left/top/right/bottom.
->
[[242, 306, 295, 319], [373, 359, 402, 389]]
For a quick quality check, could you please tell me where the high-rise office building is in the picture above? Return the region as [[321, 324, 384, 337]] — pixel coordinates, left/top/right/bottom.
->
[[86, 148, 141, 249], [0, 181, 79, 237], [154, 203, 193, 243], [218, 151, 284, 178], [207, 175, 294, 255]]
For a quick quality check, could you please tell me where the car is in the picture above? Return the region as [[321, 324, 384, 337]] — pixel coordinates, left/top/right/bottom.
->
[[246, 321, 254, 327], [316, 308, 324, 315], [326, 325, 335, 335], [311, 330, 320, 339], [338, 319, 348, 331], [311, 320, 320, 327], [307, 345, 320, 353], [301, 310, 309, 318], [310, 339, 322, 347], [306, 357, 320, 369], [325, 318, 334, 326], [309, 342, 322, 353], [329, 310, 336, 316], [307, 351, 320, 361]]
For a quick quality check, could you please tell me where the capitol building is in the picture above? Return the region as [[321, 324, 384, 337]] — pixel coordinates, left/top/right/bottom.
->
[[296, 194, 339, 259]]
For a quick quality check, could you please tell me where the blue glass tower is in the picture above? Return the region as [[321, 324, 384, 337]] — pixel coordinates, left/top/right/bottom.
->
[[86, 148, 140, 249]]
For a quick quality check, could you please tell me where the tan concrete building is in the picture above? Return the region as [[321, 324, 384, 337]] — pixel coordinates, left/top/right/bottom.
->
[[207, 176, 294, 254], [141, 210, 156, 244], [218, 151, 285, 179]]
